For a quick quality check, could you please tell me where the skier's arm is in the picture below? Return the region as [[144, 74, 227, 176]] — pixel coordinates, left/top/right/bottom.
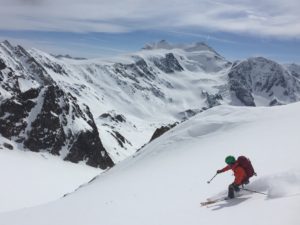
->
[[217, 165, 231, 173]]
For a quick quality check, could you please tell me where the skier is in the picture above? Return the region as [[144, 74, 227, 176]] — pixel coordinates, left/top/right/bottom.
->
[[217, 155, 255, 199]]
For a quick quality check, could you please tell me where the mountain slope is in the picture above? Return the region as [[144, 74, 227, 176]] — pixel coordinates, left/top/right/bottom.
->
[[0, 41, 114, 168], [1, 102, 299, 225], [1, 40, 300, 166], [0, 40, 232, 164]]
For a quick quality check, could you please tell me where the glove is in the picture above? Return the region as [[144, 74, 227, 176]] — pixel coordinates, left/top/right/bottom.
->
[[216, 170, 222, 174]]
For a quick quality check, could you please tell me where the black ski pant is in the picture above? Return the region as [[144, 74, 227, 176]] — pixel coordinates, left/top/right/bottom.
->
[[228, 183, 240, 199]]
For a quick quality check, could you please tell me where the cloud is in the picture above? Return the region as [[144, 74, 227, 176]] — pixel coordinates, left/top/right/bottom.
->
[[0, 0, 300, 38], [0, 34, 129, 58], [9, 0, 44, 5]]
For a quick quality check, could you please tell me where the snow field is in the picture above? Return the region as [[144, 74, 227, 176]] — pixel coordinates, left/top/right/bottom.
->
[[0, 136, 101, 213], [0, 103, 300, 225]]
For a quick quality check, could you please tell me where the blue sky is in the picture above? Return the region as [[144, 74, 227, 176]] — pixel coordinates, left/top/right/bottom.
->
[[1, 0, 300, 63]]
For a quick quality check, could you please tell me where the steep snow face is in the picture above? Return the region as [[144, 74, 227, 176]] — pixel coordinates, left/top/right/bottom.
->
[[228, 57, 300, 106], [1, 102, 299, 225]]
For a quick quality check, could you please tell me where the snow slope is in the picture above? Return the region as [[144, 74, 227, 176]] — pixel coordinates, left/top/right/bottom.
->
[[1, 102, 299, 225], [0, 136, 101, 213]]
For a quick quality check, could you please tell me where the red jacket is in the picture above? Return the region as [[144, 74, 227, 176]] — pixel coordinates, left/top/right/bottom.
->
[[220, 162, 247, 185]]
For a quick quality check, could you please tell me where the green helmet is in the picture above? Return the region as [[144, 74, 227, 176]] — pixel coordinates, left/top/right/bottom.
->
[[225, 155, 236, 165]]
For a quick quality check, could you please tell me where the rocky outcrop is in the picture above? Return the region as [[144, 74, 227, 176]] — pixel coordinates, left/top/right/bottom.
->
[[23, 86, 67, 154], [0, 89, 38, 141], [0, 58, 6, 70], [0, 41, 114, 168], [149, 123, 178, 142], [286, 63, 300, 79], [202, 91, 223, 108], [0, 83, 114, 168], [152, 53, 183, 73], [99, 112, 126, 123], [66, 128, 114, 169]]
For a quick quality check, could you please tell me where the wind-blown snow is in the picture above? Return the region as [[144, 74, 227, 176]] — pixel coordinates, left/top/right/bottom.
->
[[0, 102, 299, 225]]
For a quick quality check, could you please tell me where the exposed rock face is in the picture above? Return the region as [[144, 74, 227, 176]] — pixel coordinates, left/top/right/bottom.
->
[[0, 89, 38, 141], [3, 142, 13, 150], [0, 41, 114, 168], [98, 111, 133, 158], [229, 77, 256, 106], [110, 131, 128, 148], [0, 58, 6, 70], [202, 91, 223, 108], [149, 123, 178, 142], [0, 83, 114, 168], [66, 129, 114, 169], [177, 109, 199, 121], [286, 63, 300, 79], [152, 53, 183, 73], [99, 112, 126, 123]]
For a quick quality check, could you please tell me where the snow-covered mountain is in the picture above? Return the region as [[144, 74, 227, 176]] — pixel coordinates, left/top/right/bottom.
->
[[0, 40, 114, 168], [286, 63, 300, 79], [1, 39, 300, 167], [1, 101, 299, 225], [229, 57, 300, 106]]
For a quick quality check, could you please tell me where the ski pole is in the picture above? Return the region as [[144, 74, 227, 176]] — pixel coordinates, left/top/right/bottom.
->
[[241, 188, 267, 196], [207, 173, 218, 184]]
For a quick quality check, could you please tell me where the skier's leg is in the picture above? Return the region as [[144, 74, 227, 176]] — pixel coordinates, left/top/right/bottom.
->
[[228, 184, 235, 199]]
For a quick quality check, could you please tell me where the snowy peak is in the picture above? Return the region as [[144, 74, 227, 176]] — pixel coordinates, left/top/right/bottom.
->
[[228, 57, 300, 106], [0, 40, 14, 51], [182, 42, 218, 53], [0, 40, 53, 85], [53, 54, 86, 60], [142, 40, 229, 73], [143, 40, 218, 53], [143, 40, 174, 50]]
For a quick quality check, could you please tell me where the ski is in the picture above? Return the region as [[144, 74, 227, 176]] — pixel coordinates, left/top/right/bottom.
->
[[200, 197, 228, 206]]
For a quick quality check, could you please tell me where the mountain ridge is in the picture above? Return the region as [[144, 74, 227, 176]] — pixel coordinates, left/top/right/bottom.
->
[[0, 39, 300, 167]]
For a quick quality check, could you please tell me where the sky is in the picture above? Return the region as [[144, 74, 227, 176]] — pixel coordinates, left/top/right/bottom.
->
[[0, 0, 299, 63]]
